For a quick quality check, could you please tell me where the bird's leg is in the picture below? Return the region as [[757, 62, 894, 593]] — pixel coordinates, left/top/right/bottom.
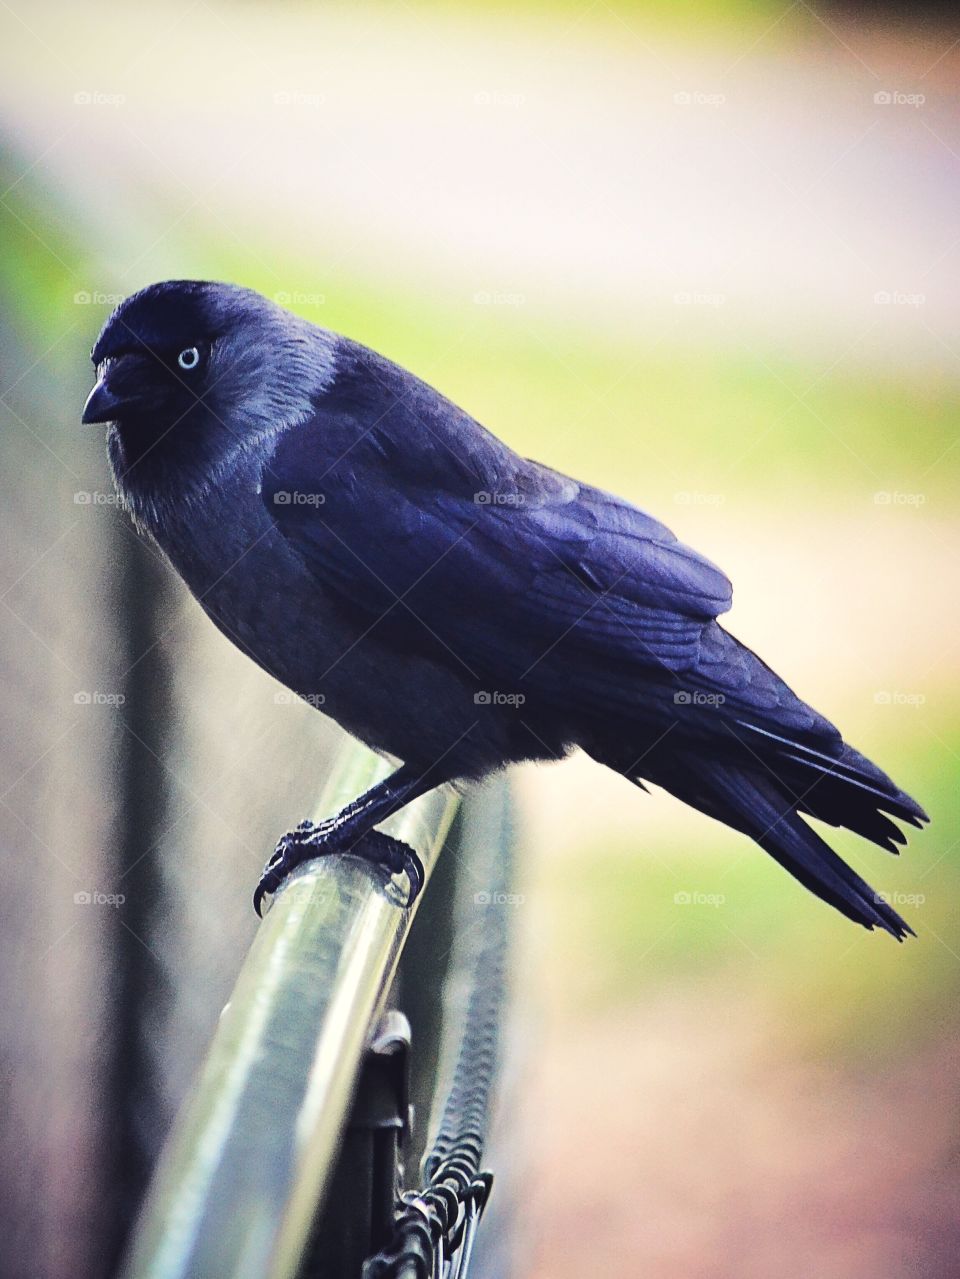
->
[[254, 763, 442, 915]]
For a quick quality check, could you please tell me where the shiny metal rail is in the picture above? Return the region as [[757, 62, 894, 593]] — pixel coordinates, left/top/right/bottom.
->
[[120, 746, 460, 1279]]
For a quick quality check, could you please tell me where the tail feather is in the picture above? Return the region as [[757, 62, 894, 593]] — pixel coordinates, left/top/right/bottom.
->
[[608, 627, 928, 937], [646, 755, 919, 940], [736, 722, 928, 827]]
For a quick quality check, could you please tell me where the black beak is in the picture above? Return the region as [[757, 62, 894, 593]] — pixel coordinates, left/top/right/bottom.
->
[[81, 372, 124, 424]]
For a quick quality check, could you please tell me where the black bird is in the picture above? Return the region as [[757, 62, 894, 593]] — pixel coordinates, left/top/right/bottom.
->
[[82, 280, 928, 935]]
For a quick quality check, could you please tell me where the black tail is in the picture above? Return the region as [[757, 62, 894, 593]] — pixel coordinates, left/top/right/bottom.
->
[[733, 722, 927, 846], [595, 622, 928, 937], [644, 742, 927, 940]]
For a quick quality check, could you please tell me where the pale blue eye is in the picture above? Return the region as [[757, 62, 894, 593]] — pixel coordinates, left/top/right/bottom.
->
[[178, 346, 200, 370]]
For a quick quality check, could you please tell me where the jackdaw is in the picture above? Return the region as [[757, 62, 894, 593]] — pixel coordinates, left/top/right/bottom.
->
[[82, 281, 928, 934]]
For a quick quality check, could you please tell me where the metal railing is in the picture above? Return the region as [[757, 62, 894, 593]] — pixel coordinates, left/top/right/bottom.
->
[[119, 748, 460, 1279], [363, 784, 512, 1278]]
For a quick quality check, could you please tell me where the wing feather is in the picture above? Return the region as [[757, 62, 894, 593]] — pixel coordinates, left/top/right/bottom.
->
[[260, 343, 733, 706]]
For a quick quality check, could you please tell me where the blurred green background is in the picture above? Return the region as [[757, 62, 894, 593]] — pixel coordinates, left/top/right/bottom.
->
[[0, 1, 957, 1276]]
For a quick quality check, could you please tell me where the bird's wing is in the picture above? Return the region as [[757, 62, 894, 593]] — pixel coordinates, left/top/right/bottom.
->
[[259, 349, 731, 711]]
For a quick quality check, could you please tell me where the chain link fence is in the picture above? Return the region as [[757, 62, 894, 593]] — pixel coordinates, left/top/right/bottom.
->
[[0, 149, 343, 1278]]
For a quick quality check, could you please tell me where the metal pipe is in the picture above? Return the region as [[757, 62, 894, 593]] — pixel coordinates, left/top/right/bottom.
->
[[120, 747, 459, 1279]]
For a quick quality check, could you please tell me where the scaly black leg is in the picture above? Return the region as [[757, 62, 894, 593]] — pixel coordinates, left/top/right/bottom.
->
[[253, 763, 441, 915]]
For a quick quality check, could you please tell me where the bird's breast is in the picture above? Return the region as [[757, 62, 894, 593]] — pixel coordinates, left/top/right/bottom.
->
[[141, 457, 353, 694], [130, 454, 528, 773]]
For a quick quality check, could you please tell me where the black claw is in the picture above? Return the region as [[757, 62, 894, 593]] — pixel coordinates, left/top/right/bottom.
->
[[253, 863, 280, 916], [402, 847, 425, 905], [252, 880, 269, 918], [353, 831, 425, 906], [254, 821, 321, 916], [253, 821, 425, 917]]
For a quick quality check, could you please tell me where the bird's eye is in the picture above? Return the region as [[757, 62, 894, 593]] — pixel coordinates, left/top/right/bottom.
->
[[177, 346, 201, 371]]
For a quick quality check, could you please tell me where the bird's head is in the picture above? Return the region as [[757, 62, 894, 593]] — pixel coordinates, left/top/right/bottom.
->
[[83, 280, 335, 506]]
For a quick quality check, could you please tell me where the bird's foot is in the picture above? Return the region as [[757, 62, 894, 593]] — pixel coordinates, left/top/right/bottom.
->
[[253, 819, 425, 916]]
